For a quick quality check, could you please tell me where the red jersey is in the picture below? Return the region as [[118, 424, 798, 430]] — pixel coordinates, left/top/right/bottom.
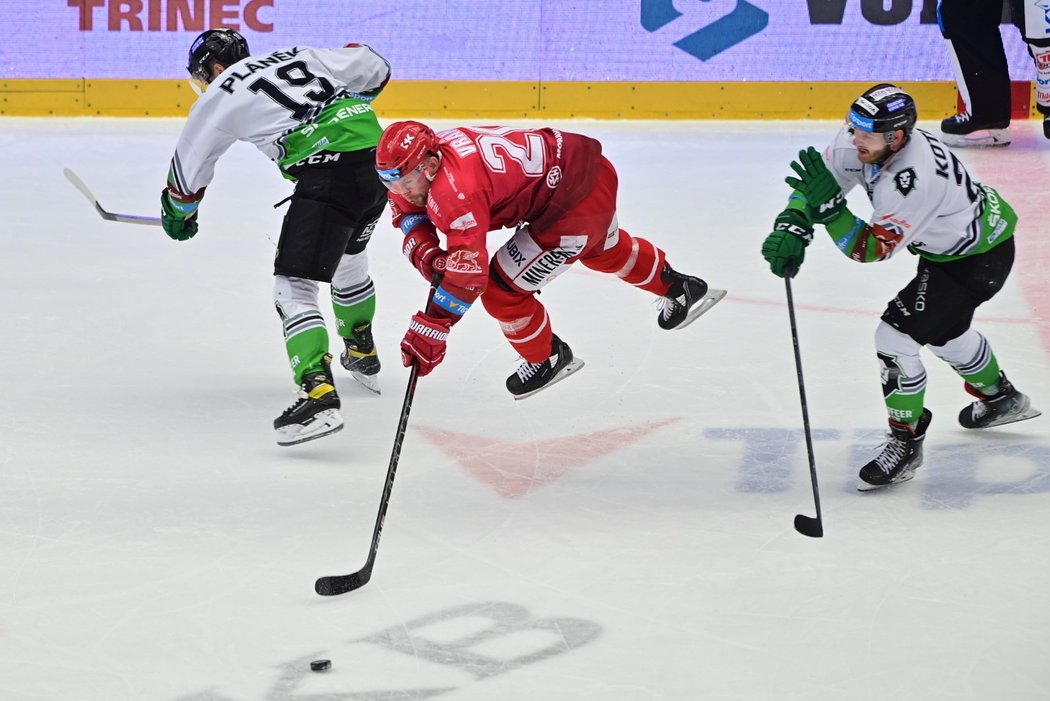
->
[[388, 126, 602, 305]]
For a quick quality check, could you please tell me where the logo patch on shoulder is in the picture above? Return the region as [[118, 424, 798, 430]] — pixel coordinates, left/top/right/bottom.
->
[[894, 168, 917, 196]]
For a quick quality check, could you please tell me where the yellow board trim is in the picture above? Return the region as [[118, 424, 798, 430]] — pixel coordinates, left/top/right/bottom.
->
[[0, 79, 1039, 119]]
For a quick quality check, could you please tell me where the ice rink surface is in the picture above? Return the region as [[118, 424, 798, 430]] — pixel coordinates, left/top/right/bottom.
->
[[2, 117, 1048, 701]]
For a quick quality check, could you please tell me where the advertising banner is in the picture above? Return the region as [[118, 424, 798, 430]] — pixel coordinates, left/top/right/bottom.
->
[[2, 1, 1037, 82]]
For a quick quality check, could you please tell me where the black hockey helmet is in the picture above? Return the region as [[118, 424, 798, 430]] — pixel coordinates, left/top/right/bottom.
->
[[847, 83, 918, 135], [187, 28, 249, 90]]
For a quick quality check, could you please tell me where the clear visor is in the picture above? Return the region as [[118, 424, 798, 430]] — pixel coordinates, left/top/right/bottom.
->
[[379, 163, 427, 195], [188, 64, 212, 95]]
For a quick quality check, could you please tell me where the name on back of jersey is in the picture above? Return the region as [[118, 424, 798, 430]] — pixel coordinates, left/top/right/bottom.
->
[[216, 47, 304, 94]]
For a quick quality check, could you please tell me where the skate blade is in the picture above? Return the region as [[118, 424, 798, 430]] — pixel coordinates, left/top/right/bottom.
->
[[276, 409, 344, 446], [857, 469, 916, 492], [350, 371, 381, 395], [672, 288, 728, 331], [512, 358, 585, 401], [940, 129, 1010, 148], [965, 406, 1042, 429]]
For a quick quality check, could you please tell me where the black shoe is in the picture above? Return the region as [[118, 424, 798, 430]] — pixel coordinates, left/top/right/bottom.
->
[[940, 113, 1010, 146], [340, 323, 381, 394], [657, 266, 726, 330], [274, 353, 343, 446], [1043, 114, 1050, 140], [505, 335, 585, 399], [958, 372, 1041, 429], [857, 409, 932, 491]]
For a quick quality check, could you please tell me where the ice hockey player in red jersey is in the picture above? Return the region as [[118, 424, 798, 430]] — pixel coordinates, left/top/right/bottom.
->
[[375, 121, 726, 399]]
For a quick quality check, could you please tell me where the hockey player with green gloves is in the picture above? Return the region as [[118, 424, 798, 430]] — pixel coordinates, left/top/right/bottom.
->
[[761, 83, 1041, 491], [161, 29, 392, 446]]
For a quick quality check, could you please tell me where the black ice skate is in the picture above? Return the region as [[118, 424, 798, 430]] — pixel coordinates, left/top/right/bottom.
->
[[506, 335, 585, 400], [340, 322, 381, 395], [1043, 114, 1050, 140], [857, 409, 932, 492], [657, 266, 727, 331], [958, 372, 1042, 429], [274, 354, 343, 446], [940, 112, 1010, 148]]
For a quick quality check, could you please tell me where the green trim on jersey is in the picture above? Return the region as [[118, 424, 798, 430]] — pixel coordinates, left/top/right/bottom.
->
[[914, 185, 1016, 263], [277, 97, 382, 174]]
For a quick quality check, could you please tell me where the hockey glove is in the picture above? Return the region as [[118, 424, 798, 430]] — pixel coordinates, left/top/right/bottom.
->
[[785, 147, 846, 225], [761, 209, 813, 278], [160, 190, 199, 241], [403, 229, 447, 281], [401, 311, 452, 377]]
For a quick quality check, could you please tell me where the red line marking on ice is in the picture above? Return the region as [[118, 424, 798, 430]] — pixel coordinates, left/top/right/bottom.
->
[[728, 295, 1030, 324]]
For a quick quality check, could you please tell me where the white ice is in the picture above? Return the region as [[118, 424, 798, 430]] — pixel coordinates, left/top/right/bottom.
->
[[2, 117, 1049, 701]]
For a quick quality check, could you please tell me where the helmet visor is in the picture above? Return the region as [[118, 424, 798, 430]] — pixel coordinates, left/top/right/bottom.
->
[[847, 110, 875, 132], [188, 64, 213, 95], [377, 162, 428, 196]]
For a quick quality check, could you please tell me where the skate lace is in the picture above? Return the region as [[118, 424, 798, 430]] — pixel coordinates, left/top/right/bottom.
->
[[281, 388, 309, 416], [970, 400, 989, 420], [515, 358, 544, 382], [953, 112, 972, 124], [872, 437, 908, 475], [657, 294, 683, 321]]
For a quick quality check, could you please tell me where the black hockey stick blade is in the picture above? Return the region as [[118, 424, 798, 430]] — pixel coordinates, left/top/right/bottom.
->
[[793, 513, 824, 538], [315, 568, 371, 596], [63, 168, 162, 226]]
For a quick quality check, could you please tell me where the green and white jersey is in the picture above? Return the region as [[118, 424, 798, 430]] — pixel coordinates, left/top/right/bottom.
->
[[823, 126, 1015, 262], [168, 44, 389, 196]]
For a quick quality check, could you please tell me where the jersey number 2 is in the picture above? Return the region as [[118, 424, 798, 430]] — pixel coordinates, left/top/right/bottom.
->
[[248, 61, 335, 121], [474, 128, 546, 176]]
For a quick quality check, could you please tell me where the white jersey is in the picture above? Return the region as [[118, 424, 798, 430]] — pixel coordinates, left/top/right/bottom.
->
[[823, 126, 998, 259], [168, 44, 390, 197]]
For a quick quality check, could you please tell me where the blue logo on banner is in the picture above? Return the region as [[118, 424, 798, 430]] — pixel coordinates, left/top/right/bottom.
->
[[641, 0, 769, 61]]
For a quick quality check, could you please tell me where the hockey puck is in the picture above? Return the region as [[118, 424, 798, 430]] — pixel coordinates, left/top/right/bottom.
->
[[310, 659, 331, 672]]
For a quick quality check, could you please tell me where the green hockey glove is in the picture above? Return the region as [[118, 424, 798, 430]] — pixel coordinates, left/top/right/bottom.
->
[[761, 209, 813, 278], [784, 146, 846, 225], [160, 190, 199, 241]]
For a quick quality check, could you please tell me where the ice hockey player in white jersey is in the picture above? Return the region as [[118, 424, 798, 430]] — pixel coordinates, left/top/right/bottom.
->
[[761, 83, 1041, 491], [160, 29, 392, 447]]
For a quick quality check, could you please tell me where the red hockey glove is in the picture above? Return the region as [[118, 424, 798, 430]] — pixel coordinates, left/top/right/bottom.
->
[[403, 230, 447, 281], [400, 311, 452, 377]]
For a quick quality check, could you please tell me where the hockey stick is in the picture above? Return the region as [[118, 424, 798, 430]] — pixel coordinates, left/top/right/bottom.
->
[[315, 275, 441, 596], [63, 168, 162, 226], [785, 273, 824, 538]]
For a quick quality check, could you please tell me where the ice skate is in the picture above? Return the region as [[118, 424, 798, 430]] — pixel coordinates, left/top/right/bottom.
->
[[939, 113, 1011, 148], [340, 322, 381, 394], [274, 354, 343, 446], [958, 372, 1041, 429], [657, 266, 726, 331], [857, 409, 932, 491], [1043, 114, 1050, 140], [506, 335, 585, 400]]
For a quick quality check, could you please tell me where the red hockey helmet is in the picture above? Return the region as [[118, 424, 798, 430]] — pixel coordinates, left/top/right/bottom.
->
[[376, 120, 439, 191]]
